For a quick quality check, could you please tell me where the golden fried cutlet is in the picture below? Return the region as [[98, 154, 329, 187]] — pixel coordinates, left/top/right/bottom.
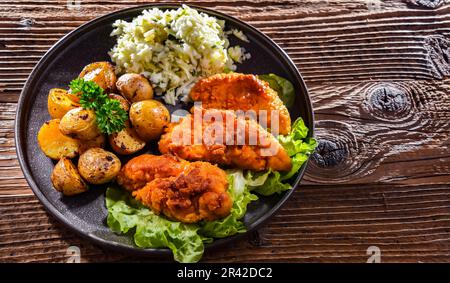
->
[[158, 108, 292, 172], [190, 73, 291, 135], [117, 154, 232, 223], [133, 162, 232, 223], [117, 154, 188, 192]]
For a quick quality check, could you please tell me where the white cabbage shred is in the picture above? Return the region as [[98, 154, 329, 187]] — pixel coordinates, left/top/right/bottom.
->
[[109, 5, 250, 104]]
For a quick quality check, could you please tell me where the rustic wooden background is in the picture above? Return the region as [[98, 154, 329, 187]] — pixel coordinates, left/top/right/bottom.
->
[[0, 0, 449, 263]]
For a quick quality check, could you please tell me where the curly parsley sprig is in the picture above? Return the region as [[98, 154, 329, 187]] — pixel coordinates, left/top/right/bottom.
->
[[69, 79, 128, 135]]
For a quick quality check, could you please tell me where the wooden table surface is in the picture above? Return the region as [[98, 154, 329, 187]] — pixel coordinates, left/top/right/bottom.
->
[[0, 0, 449, 263]]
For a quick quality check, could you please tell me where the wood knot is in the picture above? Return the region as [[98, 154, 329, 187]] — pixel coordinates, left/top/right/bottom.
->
[[363, 83, 412, 121], [405, 0, 443, 9], [312, 139, 347, 168], [305, 121, 373, 183], [19, 18, 34, 30], [425, 35, 450, 79], [369, 84, 408, 113]]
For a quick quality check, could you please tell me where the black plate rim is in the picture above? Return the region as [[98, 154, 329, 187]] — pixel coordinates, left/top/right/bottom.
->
[[14, 3, 315, 258]]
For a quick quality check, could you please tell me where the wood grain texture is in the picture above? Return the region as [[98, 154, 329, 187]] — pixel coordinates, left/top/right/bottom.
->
[[0, 0, 449, 262], [1, 183, 449, 262]]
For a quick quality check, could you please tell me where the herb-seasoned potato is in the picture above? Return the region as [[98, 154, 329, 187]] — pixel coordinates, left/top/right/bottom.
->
[[109, 125, 146, 155], [47, 88, 80, 119], [78, 134, 106, 153], [78, 148, 121, 184], [66, 89, 81, 103], [78, 62, 117, 93], [116, 73, 153, 103], [129, 100, 170, 142], [37, 119, 80, 160], [51, 157, 89, 196], [60, 107, 101, 140], [108, 93, 130, 112]]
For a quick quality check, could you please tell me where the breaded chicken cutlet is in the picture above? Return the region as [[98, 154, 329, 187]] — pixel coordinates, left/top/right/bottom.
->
[[158, 107, 292, 172], [190, 73, 292, 135], [117, 154, 232, 223]]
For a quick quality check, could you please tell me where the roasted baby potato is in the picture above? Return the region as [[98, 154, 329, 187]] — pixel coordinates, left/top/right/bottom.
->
[[78, 134, 106, 153], [116, 73, 153, 103], [78, 62, 117, 93], [129, 100, 170, 142], [108, 93, 130, 112], [37, 119, 80, 160], [66, 89, 81, 103], [109, 125, 146, 155], [47, 88, 80, 119], [59, 107, 101, 140], [78, 148, 121, 184], [51, 157, 89, 196]]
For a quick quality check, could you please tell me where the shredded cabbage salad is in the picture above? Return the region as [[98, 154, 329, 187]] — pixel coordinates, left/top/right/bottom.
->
[[109, 5, 250, 105]]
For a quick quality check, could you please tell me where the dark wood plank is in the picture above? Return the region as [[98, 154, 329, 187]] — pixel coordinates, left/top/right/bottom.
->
[[0, 0, 449, 262], [1, 1, 450, 99], [1, 184, 450, 262], [306, 79, 450, 185]]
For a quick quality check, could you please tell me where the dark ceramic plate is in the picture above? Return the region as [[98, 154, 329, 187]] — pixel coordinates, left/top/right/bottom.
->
[[15, 4, 314, 258]]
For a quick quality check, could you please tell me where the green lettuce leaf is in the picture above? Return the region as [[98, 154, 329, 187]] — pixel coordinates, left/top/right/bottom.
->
[[278, 118, 316, 156], [199, 170, 258, 238], [106, 186, 208, 263], [258, 73, 295, 108], [280, 153, 309, 181], [246, 170, 291, 196], [105, 172, 259, 262]]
